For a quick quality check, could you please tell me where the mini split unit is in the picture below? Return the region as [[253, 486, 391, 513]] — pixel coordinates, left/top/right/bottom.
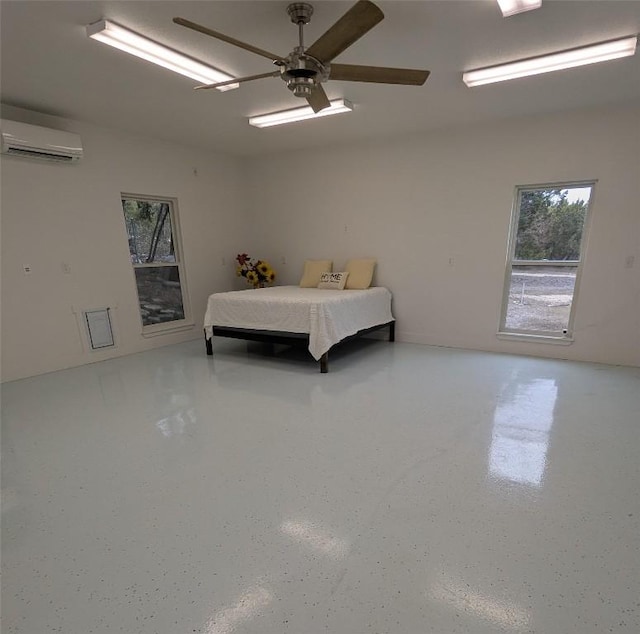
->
[[0, 120, 83, 163]]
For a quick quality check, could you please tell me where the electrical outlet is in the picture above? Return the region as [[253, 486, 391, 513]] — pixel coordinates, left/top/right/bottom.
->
[[281, 256, 287, 265], [61, 261, 71, 274], [23, 264, 32, 275], [625, 255, 635, 269], [221, 256, 227, 266]]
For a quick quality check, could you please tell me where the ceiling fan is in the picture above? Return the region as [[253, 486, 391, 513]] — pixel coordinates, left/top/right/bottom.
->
[[173, 0, 430, 113]]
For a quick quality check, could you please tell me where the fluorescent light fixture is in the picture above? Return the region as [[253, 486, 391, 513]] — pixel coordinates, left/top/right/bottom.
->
[[463, 35, 637, 87], [497, 0, 542, 18], [248, 99, 353, 128], [87, 19, 238, 91]]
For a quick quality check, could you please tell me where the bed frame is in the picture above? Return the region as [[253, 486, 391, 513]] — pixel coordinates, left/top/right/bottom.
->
[[205, 320, 395, 373]]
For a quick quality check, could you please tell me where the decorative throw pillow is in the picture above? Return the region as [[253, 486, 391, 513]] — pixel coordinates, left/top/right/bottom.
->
[[345, 258, 377, 289], [299, 259, 332, 287], [317, 271, 349, 290]]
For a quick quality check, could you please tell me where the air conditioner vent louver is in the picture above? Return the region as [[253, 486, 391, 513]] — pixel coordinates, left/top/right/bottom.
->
[[1, 119, 83, 163], [5, 147, 77, 162]]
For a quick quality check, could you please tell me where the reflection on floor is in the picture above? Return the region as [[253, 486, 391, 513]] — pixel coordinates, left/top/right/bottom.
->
[[490, 377, 557, 487], [2, 338, 639, 634]]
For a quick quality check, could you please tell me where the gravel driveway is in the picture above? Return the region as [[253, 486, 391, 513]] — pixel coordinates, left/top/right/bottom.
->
[[505, 266, 577, 332]]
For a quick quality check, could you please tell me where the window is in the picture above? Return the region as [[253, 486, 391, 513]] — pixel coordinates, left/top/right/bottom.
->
[[499, 182, 594, 339], [121, 195, 189, 331]]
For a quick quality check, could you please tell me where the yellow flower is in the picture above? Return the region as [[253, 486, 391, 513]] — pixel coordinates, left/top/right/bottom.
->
[[257, 261, 270, 276], [236, 265, 242, 276], [267, 270, 275, 282], [246, 270, 258, 285]]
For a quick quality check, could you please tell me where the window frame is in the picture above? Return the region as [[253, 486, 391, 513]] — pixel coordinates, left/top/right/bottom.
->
[[121, 193, 193, 336], [498, 180, 596, 341]]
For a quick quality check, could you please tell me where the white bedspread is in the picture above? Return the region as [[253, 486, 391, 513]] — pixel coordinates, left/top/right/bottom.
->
[[204, 286, 394, 360]]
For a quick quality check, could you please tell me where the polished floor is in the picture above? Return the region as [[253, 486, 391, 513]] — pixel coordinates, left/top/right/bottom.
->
[[2, 338, 639, 634]]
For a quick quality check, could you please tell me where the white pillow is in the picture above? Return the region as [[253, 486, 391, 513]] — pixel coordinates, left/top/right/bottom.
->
[[317, 271, 349, 290], [299, 259, 332, 287]]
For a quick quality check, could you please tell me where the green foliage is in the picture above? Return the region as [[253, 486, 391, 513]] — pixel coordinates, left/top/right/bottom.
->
[[515, 189, 587, 261]]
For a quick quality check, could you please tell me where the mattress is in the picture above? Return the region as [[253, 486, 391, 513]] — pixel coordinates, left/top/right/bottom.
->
[[204, 285, 394, 360]]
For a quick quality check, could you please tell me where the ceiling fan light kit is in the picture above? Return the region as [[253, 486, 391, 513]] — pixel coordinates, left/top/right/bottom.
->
[[248, 98, 353, 128], [497, 0, 542, 18], [463, 35, 638, 87], [87, 19, 238, 90]]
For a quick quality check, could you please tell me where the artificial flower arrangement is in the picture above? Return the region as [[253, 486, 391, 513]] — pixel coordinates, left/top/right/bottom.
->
[[236, 253, 276, 288]]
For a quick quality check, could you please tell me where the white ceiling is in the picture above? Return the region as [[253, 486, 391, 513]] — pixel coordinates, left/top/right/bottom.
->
[[1, 1, 639, 157]]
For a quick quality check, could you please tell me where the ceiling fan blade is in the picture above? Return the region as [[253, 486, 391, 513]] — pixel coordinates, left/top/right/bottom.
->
[[330, 64, 430, 85], [195, 71, 281, 91], [306, 85, 331, 113], [173, 17, 285, 62], [305, 0, 384, 64]]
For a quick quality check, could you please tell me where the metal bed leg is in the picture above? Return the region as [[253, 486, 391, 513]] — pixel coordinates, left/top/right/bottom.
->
[[320, 353, 328, 373], [205, 331, 213, 356], [389, 321, 395, 342]]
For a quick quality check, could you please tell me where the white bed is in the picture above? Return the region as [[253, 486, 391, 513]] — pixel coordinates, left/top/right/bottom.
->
[[203, 285, 394, 372]]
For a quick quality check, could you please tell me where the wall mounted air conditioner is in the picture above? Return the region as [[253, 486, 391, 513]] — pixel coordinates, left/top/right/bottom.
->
[[0, 119, 83, 163]]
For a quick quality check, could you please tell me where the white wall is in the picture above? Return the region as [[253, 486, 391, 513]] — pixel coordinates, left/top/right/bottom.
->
[[245, 106, 640, 367], [1, 106, 247, 382], [3, 105, 638, 380]]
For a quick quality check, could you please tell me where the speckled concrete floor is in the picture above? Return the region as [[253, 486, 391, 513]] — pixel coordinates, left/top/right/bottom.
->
[[2, 338, 639, 634]]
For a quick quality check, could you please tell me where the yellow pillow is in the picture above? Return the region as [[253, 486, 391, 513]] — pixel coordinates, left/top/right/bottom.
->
[[345, 258, 376, 289], [299, 259, 332, 287]]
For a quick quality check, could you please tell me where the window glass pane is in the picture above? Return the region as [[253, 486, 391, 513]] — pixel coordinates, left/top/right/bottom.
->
[[504, 265, 577, 333], [515, 188, 591, 261], [122, 199, 176, 264], [134, 266, 185, 326]]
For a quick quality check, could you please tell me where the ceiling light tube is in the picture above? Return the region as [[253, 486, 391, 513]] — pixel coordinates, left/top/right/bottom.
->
[[497, 0, 542, 18], [87, 19, 238, 90], [463, 35, 637, 87], [248, 99, 354, 128]]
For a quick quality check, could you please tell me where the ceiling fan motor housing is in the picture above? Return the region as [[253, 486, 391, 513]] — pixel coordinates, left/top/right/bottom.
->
[[281, 51, 330, 98], [283, 3, 328, 97]]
